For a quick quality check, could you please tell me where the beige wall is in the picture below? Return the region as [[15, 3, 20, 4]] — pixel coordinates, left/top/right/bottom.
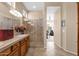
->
[[45, 2, 77, 55], [0, 2, 27, 26], [28, 11, 43, 19], [0, 2, 27, 19], [62, 2, 77, 55], [61, 3, 67, 50], [16, 2, 28, 14], [0, 3, 13, 18], [54, 2, 77, 55]]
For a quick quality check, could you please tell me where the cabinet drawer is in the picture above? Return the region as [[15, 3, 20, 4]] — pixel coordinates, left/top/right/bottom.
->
[[21, 44, 26, 56], [0, 48, 11, 56], [12, 42, 19, 51]]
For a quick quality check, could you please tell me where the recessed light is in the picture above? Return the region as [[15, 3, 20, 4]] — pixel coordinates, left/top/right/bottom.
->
[[33, 5, 36, 9]]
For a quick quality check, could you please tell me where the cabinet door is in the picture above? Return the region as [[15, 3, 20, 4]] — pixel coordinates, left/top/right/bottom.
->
[[21, 38, 30, 56], [9, 42, 20, 56], [9, 50, 19, 56], [21, 43, 26, 56], [12, 51, 19, 56], [0, 48, 11, 56], [25, 36, 30, 55], [25, 36, 30, 48]]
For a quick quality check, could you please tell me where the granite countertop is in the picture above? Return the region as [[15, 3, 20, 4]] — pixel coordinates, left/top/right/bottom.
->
[[0, 34, 29, 52]]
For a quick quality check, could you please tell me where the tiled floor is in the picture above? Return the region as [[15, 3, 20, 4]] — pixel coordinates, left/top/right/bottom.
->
[[26, 36, 75, 56]]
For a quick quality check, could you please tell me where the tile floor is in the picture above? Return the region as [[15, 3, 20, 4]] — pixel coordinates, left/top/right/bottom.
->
[[26, 36, 75, 56]]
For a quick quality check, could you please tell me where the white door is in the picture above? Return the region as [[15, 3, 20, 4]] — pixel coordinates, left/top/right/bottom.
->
[[54, 7, 62, 47]]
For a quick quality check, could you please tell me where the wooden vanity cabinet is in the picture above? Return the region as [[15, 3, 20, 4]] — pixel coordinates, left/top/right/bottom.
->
[[25, 36, 30, 54], [0, 48, 11, 56], [0, 35, 30, 56], [9, 42, 20, 56], [9, 48, 19, 56], [20, 36, 30, 56], [21, 40, 27, 56]]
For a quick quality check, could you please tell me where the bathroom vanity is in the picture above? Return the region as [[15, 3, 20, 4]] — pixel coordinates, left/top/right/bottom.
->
[[0, 34, 30, 56]]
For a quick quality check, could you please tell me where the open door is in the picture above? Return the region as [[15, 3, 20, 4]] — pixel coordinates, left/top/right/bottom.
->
[[54, 7, 62, 47]]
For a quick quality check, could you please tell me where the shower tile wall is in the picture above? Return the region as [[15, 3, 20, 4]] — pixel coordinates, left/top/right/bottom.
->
[[30, 19, 44, 48]]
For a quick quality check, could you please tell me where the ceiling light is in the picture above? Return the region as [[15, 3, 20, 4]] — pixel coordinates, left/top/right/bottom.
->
[[9, 9, 22, 17], [33, 5, 36, 9]]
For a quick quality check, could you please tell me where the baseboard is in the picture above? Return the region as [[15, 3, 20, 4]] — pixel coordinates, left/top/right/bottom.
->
[[55, 42, 77, 56]]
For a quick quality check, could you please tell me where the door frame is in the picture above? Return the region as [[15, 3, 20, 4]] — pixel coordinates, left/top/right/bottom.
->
[[77, 2, 79, 56]]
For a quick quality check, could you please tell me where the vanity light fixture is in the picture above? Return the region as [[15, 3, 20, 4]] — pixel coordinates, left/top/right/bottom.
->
[[9, 9, 22, 17], [8, 2, 22, 17]]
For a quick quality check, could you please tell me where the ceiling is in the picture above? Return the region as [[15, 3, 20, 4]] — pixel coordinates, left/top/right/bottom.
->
[[47, 7, 60, 14], [23, 2, 44, 11]]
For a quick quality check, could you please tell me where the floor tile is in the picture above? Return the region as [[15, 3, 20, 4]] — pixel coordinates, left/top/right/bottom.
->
[[26, 36, 75, 56]]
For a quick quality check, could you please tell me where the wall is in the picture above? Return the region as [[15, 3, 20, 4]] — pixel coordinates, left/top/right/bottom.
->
[[0, 3, 14, 19], [28, 11, 43, 19], [61, 3, 67, 50], [0, 15, 21, 29], [0, 2, 28, 30], [62, 2, 77, 55], [45, 2, 77, 55]]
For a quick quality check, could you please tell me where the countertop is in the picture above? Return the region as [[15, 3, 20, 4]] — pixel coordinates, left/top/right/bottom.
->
[[0, 34, 29, 52]]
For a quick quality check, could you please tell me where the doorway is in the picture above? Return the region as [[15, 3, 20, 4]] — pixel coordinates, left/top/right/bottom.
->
[[46, 6, 61, 55]]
